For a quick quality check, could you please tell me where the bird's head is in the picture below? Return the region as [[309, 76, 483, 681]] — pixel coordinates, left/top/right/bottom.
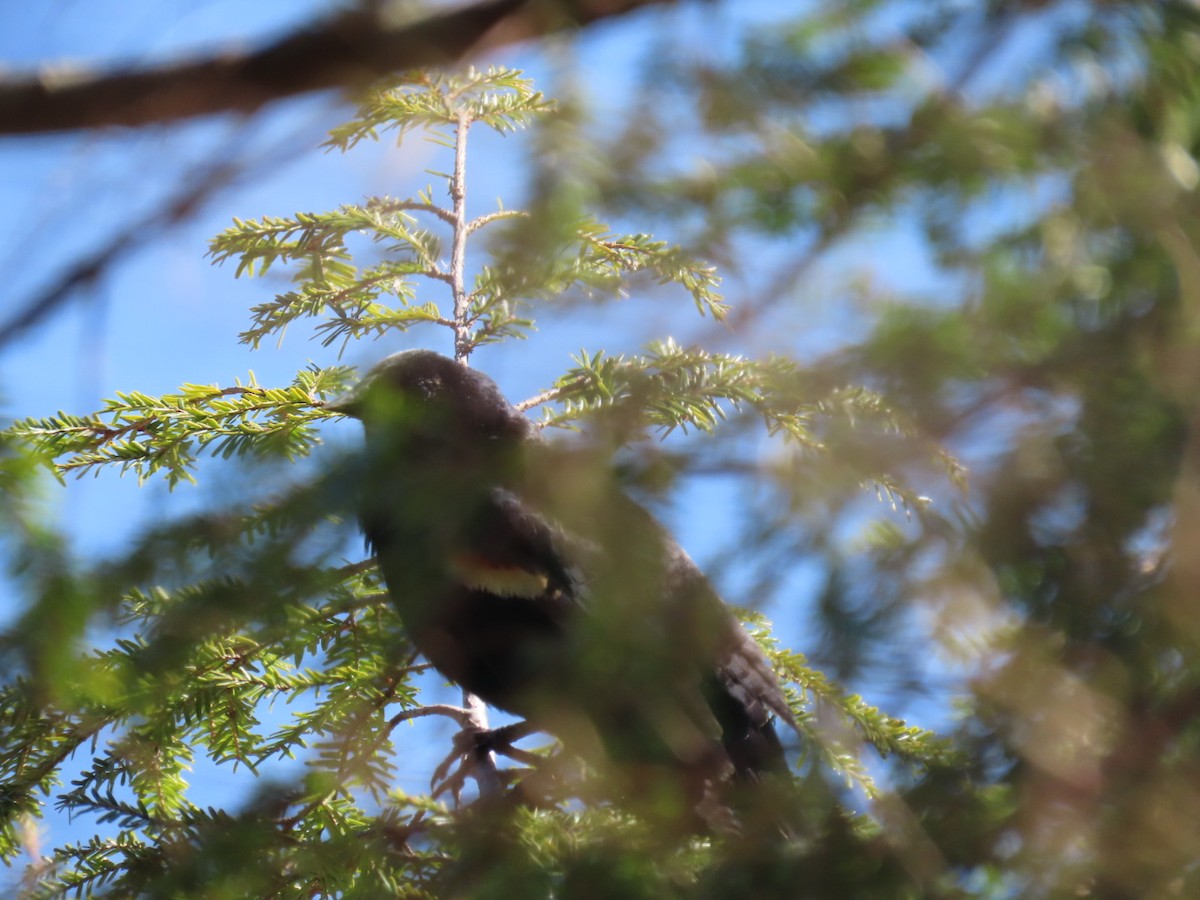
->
[[327, 350, 531, 447]]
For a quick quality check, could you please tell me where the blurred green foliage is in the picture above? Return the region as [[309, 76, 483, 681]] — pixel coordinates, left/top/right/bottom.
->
[[4, 1, 1200, 896]]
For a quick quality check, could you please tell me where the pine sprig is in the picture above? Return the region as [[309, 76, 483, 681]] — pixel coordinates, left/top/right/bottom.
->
[[543, 342, 963, 513], [478, 218, 725, 317], [0, 558, 426, 875], [0, 681, 110, 864], [325, 67, 554, 151], [9, 366, 354, 487], [206, 69, 722, 355], [546, 340, 817, 441], [576, 226, 727, 319], [742, 613, 957, 799], [30, 832, 150, 899], [815, 383, 968, 494]]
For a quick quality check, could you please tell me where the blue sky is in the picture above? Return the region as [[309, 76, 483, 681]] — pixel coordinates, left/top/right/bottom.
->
[[0, 0, 900, 562], [0, 0, 990, 881]]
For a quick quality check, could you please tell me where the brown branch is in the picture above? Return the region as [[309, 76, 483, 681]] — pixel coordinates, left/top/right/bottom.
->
[[373, 199, 457, 226], [513, 386, 563, 412], [0, 0, 666, 137], [388, 703, 476, 731], [450, 106, 475, 361], [467, 209, 528, 234]]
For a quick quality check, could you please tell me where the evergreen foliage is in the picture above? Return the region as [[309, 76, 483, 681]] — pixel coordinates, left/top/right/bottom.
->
[[2, 67, 950, 896], [5, 2, 1200, 896]]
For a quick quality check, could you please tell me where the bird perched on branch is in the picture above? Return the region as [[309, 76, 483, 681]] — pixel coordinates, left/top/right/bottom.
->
[[328, 349, 795, 824]]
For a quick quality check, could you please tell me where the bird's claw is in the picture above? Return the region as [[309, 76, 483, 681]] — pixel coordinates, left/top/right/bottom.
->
[[430, 720, 542, 804]]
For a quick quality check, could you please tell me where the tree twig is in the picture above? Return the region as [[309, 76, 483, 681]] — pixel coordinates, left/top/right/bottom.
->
[[450, 107, 475, 361], [442, 93, 504, 799]]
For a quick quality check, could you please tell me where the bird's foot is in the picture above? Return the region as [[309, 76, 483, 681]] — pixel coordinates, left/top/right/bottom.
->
[[430, 719, 543, 804]]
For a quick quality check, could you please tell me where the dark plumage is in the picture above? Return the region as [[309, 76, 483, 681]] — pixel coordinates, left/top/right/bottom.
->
[[330, 350, 795, 817]]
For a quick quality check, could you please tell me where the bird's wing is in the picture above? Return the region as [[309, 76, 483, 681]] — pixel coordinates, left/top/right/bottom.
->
[[457, 487, 591, 608], [514, 472, 797, 771], [650, 522, 791, 722]]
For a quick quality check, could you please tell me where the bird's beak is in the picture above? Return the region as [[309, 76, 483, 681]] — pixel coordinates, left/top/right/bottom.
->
[[324, 386, 364, 418]]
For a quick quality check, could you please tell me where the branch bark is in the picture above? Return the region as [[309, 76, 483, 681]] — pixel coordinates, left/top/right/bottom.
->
[[0, 0, 664, 136]]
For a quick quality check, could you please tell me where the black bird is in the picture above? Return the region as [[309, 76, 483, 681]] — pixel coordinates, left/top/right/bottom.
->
[[329, 350, 795, 821]]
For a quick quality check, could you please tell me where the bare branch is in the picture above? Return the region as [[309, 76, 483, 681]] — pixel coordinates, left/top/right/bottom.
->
[[0, 146, 252, 346], [513, 386, 563, 412], [467, 209, 528, 234], [372, 199, 457, 226], [0, 0, 665, 137], [388, 704, 475, 731], [450, 107, 474, 360]]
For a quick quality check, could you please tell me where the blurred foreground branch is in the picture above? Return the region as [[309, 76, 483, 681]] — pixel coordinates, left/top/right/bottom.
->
[[0, 0, 664, 136]]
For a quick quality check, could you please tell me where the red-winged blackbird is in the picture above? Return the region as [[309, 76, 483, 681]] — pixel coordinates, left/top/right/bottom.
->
[[329, 350, 795, 818]]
